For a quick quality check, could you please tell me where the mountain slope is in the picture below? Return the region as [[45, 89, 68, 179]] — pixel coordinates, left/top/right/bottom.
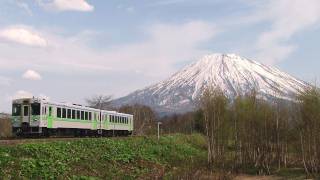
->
[[114, 53, 309, 114]]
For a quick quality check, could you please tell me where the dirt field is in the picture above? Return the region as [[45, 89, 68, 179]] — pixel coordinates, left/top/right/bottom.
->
[[0, 118, 12, 137]]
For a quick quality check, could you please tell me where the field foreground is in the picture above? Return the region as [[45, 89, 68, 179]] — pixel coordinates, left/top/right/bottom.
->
[[0, 134, 306, 179], [0, 134, 209, 179]]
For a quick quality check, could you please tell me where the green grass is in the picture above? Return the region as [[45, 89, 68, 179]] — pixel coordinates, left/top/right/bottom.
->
[[0, 134, 207, 179]]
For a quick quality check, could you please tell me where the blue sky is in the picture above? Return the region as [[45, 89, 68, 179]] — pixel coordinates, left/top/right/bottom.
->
[[0, 0, 320, 112]]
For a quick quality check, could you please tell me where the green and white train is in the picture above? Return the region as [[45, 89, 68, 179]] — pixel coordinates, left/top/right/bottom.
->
[[11, 97, 133, 137]]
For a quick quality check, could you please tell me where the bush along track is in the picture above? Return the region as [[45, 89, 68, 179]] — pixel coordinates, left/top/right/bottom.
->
[[0, 134, 207, 179]]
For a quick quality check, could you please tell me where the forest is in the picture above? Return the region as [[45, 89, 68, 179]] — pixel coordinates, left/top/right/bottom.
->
[[159, 86, 320, 178]]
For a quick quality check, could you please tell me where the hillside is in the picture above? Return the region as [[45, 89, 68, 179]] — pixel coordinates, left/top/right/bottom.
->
[[113, 53, 309, 114]]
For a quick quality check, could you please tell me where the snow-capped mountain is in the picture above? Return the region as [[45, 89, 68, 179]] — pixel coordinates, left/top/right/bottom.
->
[[114, 53, 309, 114]]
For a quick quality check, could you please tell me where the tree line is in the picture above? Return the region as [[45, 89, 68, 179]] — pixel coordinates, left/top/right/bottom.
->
[[197, 86, 320, 177]]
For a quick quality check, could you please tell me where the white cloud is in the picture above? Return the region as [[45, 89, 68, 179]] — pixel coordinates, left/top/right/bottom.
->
[[16, 1, 33, 16], [251, 0, 320, 64], [13, 90, 33, 100], [99, 21, 218, 76], [0, 21, 218, 78], [38, 0, 94, 12], [22, 70, 42, 80], [0, 26, 47, 47]]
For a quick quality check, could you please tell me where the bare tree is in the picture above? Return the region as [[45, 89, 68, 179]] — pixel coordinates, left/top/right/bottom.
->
[[119, 104, 156, 135], [200, 86, 229, 168], [85, 95, 113, 110], [296, 86, 320, 176], [0, 117, 12, 137]]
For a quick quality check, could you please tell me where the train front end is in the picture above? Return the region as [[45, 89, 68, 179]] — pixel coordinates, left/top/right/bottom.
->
[[12, 97, 43, 136]]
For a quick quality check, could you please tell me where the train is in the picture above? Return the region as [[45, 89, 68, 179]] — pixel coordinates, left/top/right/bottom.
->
[[11, 97, 133, 137]]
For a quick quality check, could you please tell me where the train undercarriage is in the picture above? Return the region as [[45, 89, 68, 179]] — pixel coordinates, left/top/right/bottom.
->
[[13, 125, 132, 138]]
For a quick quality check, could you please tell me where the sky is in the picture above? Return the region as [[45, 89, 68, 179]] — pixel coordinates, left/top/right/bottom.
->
[[1, 0, 320, 113]]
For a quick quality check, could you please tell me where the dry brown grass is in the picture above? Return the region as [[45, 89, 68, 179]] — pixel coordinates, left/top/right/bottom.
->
[[0, 118, 12, 137]]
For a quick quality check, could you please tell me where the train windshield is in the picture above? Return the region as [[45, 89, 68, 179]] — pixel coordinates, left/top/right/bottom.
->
[[12, 104, 21, 116], [31, 103, 41, 115]]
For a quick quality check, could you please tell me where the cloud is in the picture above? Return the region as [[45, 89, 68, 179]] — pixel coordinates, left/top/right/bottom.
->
[[12, 90, 33, 100], [0, 26, 47, 47], [0, 21, 218, 78], [37, 0, 94, 12], [22, 70, 42, 80], [16, 1, 33, 16], [99, 21, 219, 76], [250, 0, 320, 64]]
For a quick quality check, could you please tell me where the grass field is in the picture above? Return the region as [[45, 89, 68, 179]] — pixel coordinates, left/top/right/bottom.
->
[[0, 134, 207, 179]]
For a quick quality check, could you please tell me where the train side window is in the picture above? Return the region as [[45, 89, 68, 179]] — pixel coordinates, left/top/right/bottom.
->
[[81, 111, 84, 120], [72, 110, 76, 119], [62, 108, 66, 118], [85, 112, 88, 120], [89, 112, 92, 120], [31, 103, 40, 115], [57, 108, 61, 118], [67, 109, 71, 119], [77, 110, 80, 120]]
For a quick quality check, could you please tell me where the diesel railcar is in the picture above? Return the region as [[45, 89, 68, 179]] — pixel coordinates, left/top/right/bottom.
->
[[11, 97, 133, 137]]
